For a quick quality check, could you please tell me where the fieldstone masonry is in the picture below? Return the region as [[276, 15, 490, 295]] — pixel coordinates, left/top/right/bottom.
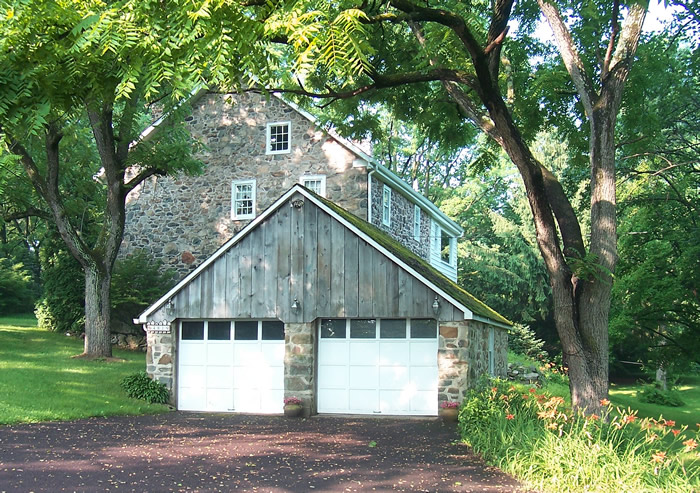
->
[[122, 92, 369, 276], [284, 322, 315, 417], [438, 320, 508, 404], [146, 328, 175, 399]]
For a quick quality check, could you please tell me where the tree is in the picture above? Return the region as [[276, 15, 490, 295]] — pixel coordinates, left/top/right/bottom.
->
[[257, 0, 649, 412], [0, 1, 266, 356]]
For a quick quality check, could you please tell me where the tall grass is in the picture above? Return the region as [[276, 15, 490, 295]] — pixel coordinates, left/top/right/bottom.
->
[[459, 379, 699, 493]]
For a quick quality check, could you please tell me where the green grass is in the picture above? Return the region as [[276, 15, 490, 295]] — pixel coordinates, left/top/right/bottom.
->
[[609, 375, 700, 429], [0, 315, 169, 425]]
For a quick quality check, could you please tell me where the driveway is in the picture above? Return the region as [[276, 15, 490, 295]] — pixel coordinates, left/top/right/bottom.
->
[[0, 413, 527, 492]]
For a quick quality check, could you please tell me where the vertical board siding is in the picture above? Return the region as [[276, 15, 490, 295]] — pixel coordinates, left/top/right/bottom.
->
[[159, 195, 466, 323], [343, 229, 359, 318], [303, 203, 318, 322]]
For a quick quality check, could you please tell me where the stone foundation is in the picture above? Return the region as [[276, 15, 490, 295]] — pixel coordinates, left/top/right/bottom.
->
[[284, 322, 315, 416]]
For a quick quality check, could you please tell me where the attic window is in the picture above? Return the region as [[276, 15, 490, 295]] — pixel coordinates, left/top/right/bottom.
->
[[441, 230, 451, 263], [301, 174, 326, 196], [231, 179, 256, 220], [266, 121, 291, 154]]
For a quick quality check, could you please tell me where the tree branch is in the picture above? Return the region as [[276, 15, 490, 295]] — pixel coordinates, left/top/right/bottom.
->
[[601, 0, 620, 80]]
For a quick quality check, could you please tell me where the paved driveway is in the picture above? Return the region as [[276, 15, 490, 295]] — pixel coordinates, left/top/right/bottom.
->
[[0, 413, 526, 492]]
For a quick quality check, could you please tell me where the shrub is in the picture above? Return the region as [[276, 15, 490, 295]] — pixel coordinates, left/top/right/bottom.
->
[[458, 377, 699, 492], [0, 258, 35, 315], [508, 323, 548, 361], [35, 252, 85, 333], [121, 371, 170, 404], [638, 384, 685, 407]]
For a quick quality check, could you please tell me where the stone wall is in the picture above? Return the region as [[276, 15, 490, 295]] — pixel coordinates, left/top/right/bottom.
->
[[146, 329, 175, 401], [370, 176, 431, 261], [284, 322, 315, 417], [437, 320, 509, 404], [122, 92, 368, 276]]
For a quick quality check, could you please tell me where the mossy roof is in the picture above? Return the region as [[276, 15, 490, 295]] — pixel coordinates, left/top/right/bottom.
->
[[307, 187, 512, 327]]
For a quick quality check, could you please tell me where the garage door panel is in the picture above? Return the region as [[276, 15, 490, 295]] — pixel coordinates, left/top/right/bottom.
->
[[179, 365, 206, 388], [379, 342, 409, 366], [319, 341, 348, 365], [259, 389, 284, 414], [349, 366, 378, 389], [319, 365, 347, 389], [257, 365, 284, 387], [207, 366, 233, 387], [233, 343, 260, 366], [178, 386, 205, 411], [410, 366, 439, 390], [318, 389, 348, 412], [349, 389, 377, 412], [260, 343, 285, 364], [379, 390, 411, 413], [411, 390, 437, 414], [207, 344, 232, 365], [206, 388, 233, 412], [179, 344, 206, 365], [349, 342, 378, 365], [379, 365, 409, 389], [233, 388, 260, 412], [410, 341, 437, 365]]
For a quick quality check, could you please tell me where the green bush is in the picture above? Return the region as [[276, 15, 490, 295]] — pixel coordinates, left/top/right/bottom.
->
[[638, 384, 685, 407], [508, 323, 548, 361], [0, 258, 35, 315], [458, 377, 699, 492], [121, 371, 170, 404], [111, 250, 177, 317], [35, 252, 85, 333]]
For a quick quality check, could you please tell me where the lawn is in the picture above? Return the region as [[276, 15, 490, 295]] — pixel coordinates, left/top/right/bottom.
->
[[0, 314, 169, 425]]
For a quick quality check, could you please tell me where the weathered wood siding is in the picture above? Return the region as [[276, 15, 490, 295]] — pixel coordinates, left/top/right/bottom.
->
[[146, 192, 464, 323]]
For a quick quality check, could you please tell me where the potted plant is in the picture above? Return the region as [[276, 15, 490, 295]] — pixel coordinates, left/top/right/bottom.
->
[[439, 401, 459, 423], [283, 396, 303, 417]]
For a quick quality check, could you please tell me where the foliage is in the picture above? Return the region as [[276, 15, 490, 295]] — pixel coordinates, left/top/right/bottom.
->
[[35, 248, 85, 333], [508, 324, 548, 361], [121, 371, 170, 405], [0, 257, 35, 314], [0, 318, 167, 424], [458, 378, 700, 492], [638, 384, 686, 408], [283, 396, 302, 405]]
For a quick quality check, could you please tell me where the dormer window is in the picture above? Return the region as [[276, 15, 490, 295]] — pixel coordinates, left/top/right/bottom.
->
[[301, 174, 326, 197], [266, 121, 291, 154]]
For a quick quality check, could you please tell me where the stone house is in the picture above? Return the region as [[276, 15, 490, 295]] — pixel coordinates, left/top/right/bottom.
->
[[130, 92, 510, 416]]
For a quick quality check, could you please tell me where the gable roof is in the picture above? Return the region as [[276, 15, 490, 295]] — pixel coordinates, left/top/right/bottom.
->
[[136, 184, 510, 328]]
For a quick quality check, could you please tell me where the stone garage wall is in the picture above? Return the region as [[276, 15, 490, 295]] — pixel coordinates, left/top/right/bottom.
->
[[437, 320, 508, 404], [122, 92, 368, 276], [146, 328, 175, 401], [284, 322, 315, 417]]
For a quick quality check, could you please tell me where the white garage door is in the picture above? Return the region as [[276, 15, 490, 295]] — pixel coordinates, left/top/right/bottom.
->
[[178, 320, 285, 413], [318, 318, 438, 415]]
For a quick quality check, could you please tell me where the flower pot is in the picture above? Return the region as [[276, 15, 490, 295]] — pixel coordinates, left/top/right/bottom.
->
[[283, 404, 303, 417], [439, 408, 459, 423]]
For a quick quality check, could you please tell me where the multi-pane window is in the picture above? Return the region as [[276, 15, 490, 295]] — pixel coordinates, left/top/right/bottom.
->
[[440, 230, 452, 263], [413, 205, 421, 241], [231, 179, 256, 220], [382, 184, 391, 226], [266, 121, 291, 154], [319, 319, 437, 340], [301, 174, 326, 196]]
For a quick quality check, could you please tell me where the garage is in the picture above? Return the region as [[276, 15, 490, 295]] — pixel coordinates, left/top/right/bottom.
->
[[177, 320, 285, 413], [317, 318, 438, 415]]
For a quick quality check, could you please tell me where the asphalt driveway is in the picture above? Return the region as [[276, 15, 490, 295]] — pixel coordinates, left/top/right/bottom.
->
[[0, 413, 527, 492]]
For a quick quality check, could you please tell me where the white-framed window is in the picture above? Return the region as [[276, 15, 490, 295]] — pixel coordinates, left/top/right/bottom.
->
[[433, 223, 455, 266], [266, 121, 291, 154], [231, 179, 256, 220], [382, 184, 391, 226], [300, 174, 326, 197], [413, 205, 421, 241]]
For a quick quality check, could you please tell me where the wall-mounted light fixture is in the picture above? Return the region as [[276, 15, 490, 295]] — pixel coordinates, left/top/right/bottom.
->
[[432, 296, 440, 316], [166, 299, 175, 310], [291, 298, 300, 312]]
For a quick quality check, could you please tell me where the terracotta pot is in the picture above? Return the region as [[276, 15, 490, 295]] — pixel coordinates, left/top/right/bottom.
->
[[283, 404, 303, 417], [439, 407, 459, 423]]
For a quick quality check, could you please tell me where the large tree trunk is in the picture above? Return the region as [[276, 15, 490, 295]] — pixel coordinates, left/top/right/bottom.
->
[[83, 264, 113, 357]]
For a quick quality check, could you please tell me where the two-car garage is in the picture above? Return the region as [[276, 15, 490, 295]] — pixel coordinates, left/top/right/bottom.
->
[[177, 317, 438, 415]]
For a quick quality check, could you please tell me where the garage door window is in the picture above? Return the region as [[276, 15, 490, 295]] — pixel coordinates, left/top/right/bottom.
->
[[380, 319, 407, 338], [321, 319, 346, 338], [410, 319, 437, 338], [182, 321, 204, 340], [262, 321, 285, 340], [208, 321, 231, 340], [234, 321, 258, 340], [350, 319, 376, 338]]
